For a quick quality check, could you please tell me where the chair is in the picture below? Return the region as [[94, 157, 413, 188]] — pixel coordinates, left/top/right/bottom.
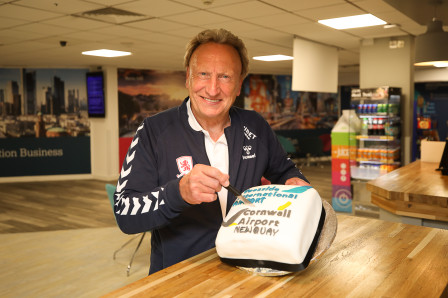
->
[[105, 183, 146, 276], [276, 134, 297, 157]]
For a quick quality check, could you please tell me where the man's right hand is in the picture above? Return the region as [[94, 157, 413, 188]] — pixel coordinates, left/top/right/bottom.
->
[[179, 164, 230, 205]]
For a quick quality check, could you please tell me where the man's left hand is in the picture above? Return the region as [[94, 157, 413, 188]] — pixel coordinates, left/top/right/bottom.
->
[[285, 177, 311, 186]]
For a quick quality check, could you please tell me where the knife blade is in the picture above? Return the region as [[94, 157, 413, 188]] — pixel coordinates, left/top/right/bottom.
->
[[224, 184, 254, 206]]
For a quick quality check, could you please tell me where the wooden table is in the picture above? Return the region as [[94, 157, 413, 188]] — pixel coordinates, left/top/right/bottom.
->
[[367, 160, 448, 222], [104, 215, 448, 297]]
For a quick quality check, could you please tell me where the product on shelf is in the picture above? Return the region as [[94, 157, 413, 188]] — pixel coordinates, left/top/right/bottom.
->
[[378, 118, 385, 135], [361, 118, 368, 135], [356, 146, 400, 164], [350, 87, 402, 180]]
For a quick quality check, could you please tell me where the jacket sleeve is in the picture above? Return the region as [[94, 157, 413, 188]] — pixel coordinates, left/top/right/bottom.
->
[[260, 118, 309, 184], [113, 120, 191, 234]]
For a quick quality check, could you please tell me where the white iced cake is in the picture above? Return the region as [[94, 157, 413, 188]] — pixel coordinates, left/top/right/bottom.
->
[[215, 184, 325, 272]]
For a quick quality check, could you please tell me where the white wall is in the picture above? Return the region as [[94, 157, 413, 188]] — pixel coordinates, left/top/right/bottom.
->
[[360, 36, 415, 165], [338, 64, 448, 86], [90, 66, 120, 181], [415, 67, 448, 82]]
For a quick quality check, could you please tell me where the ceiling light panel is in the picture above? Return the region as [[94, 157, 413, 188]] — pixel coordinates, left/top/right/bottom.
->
[[297, 3, 363, 21], [253, 55, 293, 61], [434, 62, 448, 67], [82, 49, 132, 57], [319, 14, 387, 29]]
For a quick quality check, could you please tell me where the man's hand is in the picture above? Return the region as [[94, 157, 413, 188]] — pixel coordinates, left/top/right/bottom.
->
[[285, 177, 311, 186], [179, 164, 230, 204]]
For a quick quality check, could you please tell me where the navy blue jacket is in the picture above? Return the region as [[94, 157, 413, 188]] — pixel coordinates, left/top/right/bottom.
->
[[114, 98, 308, 274]]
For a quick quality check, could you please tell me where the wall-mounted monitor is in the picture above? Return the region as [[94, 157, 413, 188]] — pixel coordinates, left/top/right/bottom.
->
[[86, 71, 105, 118]]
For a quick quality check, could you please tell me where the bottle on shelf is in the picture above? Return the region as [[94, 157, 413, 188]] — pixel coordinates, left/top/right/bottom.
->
[[368, 117, 373, 135], [380, 148, 387, 163], [361, 117, 368, 135], [364, 104, 369, 114], [384, 120, 390, 136], [372, 118, 378, 135], [377, 117, 385, 135]]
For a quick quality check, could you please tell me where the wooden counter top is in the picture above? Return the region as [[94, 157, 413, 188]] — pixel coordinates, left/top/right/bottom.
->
[[104, 215, 448, 297], [366, 160, 448, 221]]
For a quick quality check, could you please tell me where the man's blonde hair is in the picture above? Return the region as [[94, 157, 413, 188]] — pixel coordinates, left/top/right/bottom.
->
[[184, 28, 249, 78]]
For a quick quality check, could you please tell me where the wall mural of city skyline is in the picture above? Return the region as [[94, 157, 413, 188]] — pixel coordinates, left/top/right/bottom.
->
[[116, 69, 339, 168], [0, 68, 90, 138], [117, 70, 339, 137], [0, 68, 91, 177], [238, 74, 339, 130], [118, 68, 186, 138]]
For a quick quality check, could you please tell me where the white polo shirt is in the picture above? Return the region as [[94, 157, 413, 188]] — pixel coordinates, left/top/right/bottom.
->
[[187, 100, 229, 219]]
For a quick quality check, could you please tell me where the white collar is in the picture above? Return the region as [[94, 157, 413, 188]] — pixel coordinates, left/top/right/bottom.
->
[[186, 99, 203, 132], [186, 98, 231, 140]]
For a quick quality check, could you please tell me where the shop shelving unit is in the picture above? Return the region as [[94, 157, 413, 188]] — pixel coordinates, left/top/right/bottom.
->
[[349, 86, 402, 218]]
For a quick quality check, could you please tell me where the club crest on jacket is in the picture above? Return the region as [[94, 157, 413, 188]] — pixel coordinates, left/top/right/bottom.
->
[[176, 156, 193, 178]]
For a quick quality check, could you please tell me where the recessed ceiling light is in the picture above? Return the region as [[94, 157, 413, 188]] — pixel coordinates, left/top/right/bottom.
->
[[434, 62, 448, 68], [318, 14, 386, 30], [253, 55, 293, 61], [384, 24, 398, 29], [82, 49, 132, 57], [415, 61, 448, 67]]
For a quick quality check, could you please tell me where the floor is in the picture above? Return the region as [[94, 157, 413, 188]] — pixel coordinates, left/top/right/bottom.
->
[[0, 179, 151, 298], [0, 163, 333, 297], [0, 227, 151, 298], [0, 180, 116, 233]]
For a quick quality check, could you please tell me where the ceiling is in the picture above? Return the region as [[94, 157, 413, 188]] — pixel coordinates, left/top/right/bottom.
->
[[0, 0, 447, 75]]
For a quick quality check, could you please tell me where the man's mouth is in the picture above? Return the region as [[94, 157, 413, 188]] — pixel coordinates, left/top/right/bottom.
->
[[202, 96, 220, 103]]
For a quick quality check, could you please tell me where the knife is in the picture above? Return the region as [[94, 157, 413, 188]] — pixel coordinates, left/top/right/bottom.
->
[[224, 184, 254, 206]]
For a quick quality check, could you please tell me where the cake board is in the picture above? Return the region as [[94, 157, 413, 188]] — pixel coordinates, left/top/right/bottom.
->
[[237, 199, 337, 276]]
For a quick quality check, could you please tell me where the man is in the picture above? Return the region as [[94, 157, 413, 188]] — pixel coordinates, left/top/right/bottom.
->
[[114, 28, 310, 275]]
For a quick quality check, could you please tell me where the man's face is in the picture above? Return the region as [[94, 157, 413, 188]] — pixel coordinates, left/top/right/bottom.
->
[[186, 42, 243, 124]]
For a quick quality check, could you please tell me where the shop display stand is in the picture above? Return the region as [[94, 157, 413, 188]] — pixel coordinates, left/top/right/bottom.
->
[[349, 87, 402, 218], [437, 138, 448, 175]]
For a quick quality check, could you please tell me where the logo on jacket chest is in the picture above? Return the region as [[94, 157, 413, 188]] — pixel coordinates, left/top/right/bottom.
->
[[176, 156, 193, 178], [243, 126, 257, 140], [243, 126, 256, 160], [242, 145, 256, 160]]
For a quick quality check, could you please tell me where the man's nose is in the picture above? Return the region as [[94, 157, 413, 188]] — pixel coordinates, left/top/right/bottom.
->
[[206, 76, 220, 96]]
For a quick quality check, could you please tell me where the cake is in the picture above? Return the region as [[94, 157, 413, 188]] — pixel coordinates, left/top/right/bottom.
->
[[215, 184, 325, 272]]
